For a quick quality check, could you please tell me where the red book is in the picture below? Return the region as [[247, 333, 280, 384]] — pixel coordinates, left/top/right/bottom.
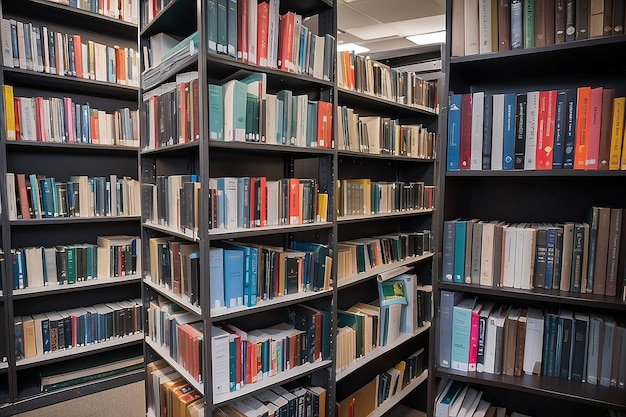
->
[[459, 93, 472, 169], [35, 96, 45, 141], [586, 87, 604, 169], [13, 98, 20, 141], [498, 0, 511, 51], [317, 100, 332, 148], [288, 178, 300, 225], [237, 0, 249, 62], [115, 46, 126, 84], [255, 176, 267, 227], [191, 78, 199, 141], [73, 35, 83, 79], [249, 177, 257, 228], [468, 304, 482, 371], [63, 97, 74, 143], [257, 2, 269, 66], [536, 90, 557, 169], [177, 81, 187, 143], [278, 12, 295, 72], [574, 86, 592, 170], [15, 173, 31, 219]]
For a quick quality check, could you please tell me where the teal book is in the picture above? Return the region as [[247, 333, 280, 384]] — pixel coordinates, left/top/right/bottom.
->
[[223, 249, 244, 307], [451, 297, 476, 372], [217, 0, 227, 54], [227, 0, 237, 58], [209, 248, 225, 310], [524, 0, 535, 48], [221, 242, 257, 307], [276, 90, 292, 144], [291, 241, 328, 291], [228, 336, 236, 391], [306, 101, 317, 148], [453, 220, 466, 283], [207, 0, 218, 53], [222, 79, 247, 141], [208, 84, 223, 140], [338, 310, 364, 359], [276, 96, 284, 144]]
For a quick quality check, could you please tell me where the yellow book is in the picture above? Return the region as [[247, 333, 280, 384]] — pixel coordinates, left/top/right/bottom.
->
[[613, 97, 626, 169], [22, 316, 36, 358], [3, 84, 15, 140], [317, 192, 328, 223]]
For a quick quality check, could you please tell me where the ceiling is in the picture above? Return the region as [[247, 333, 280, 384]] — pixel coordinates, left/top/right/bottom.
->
[[337, 0, 446, 60]]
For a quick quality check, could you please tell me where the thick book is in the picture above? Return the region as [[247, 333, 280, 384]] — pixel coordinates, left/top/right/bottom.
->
[[513, 93, 527, 169]]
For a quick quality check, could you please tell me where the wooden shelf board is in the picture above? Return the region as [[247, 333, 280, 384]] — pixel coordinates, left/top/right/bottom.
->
[[368, 370, 429, 417], [438, 282, 626, 310], [336, 325, 430, 381], [143, 278, 203, 316], [16, 333, 143, 369], [338, 209, 434, 224], [210, 288, 333, 321], [12, 275, 140, 299], [213, 360, 332, 405], [209, 222, 333, 239], [143, 222, 199, 242], [436, 368, 626, 410], [337, 253, 434, 289], [145, 337, 204, 394]]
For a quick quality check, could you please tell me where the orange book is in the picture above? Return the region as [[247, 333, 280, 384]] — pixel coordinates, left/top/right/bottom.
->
[[278, 12, 295, 72], [73, 35, 83, 79], [317, 100, 332, 148], [536, 90, 557, 169], [115, 46, 126, 85], [15, 173, 31, 219], [288, 178, 301, 225], [574, 86, 592, 170], [177, 81, 187, 143], [257, 2, 269, 66], [34, 96, 45, 141], [586, 87, 603, 169], [90, 109, 99, 144]]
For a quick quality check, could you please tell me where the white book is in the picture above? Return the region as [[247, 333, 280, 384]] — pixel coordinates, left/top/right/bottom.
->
[[523, 307, 544, 375], [219, 177, 238, 230], [211, 326, 231, 394], [472, 399, 491, 417], [267, 0, 280, 68], [264, 94, 277, 144], [81, 43, 89, 79], [478, 0, 495, 54], [524, 91, 539, 170], [247, 0, 257, 64], [1, 19, 13, 68], [16, 21, 26, 69], [479, 221, 497, 286], [586, 313, 604, 385], [519, 225, 536, 290], [451, 386, 474, 417], [24, 246, 45, 288], [94, 42, 107, 82], [600, 315, 616, 387], [484, 306, 504, 374], [5, 173, 17, 220], [460, 389, 482, 417], [501, 224, 517, 288], [55, 31, 64, 76], [464, 0, 480, 55], [470, 91, 484, 170], [491, 93, 505, 170]]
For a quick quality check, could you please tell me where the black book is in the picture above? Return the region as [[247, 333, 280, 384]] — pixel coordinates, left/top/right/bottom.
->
[[576, 0, 589, 39], [565, 0, 577, 41], [514, 93, 527, 169], [482, 93, 493, 170]]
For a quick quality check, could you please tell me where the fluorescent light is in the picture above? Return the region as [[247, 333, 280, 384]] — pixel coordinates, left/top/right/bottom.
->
[[336, 42, 370, 54], [406, 31, 446, 45]]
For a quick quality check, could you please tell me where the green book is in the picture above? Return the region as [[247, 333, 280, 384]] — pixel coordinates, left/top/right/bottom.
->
[[217, 0, 227, 54], [65, 246, 77, 284], [207, 0, 218, 53], [524, 0, 535, 48], [338, 310, 364, 359]]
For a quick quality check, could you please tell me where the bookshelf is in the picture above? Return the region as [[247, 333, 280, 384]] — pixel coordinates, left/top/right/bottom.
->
[[140, 0, 337, 416], [0, 0, 142, 414], [434, 1, 626, 416]]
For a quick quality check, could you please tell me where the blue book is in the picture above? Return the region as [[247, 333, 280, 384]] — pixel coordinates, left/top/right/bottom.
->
[[69, 0, 77, 7], [207, 0, 218, 53], [291, 241, 328, 291], [28, 174, 41, 218], [39, 178, 54, 218], [106, 46, 116, 83], [306, 102, 317, 147], [227, 0, 237, 58], [221, 242, 256, 307], [41, 316, 50, 353], [453, 220, 466, 283], [552, 90, 567, 168], [209, 248, 225, 310], [563, 88, 577, 169], [545, 226, 557, 289], [439, 290, 464, 368], [82, 104, 90, 143], [298, 26, 308, 73], [237, 177, 250, 229], [216, 0, 227, 54], [13, 249, 25, 289], [441, 220, 456, 282], [502, 93, 516, 169], [223, 249, 244, 307], [23, 23, 32, 70], [208, 84, 223, 140], [447, 94, 462, 170], [451, 297, 476, 371]]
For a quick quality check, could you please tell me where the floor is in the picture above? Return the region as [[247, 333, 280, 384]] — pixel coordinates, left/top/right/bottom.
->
[[14, 381, 145, 417]]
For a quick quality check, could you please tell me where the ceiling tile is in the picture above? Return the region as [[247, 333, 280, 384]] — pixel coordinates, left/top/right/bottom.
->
[[338, 3, 381, 30], [342, 0, 445, 23]]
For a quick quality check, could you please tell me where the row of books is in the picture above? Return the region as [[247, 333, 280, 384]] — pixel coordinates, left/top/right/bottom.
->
[[146, 297, 203, 383], [0, 18, 140, 86], [147, 239, 200, 307], [211, 304, 331, 394], [45, 0, 139, 24], [336, 231, 432, 282], [2, 85, 139, 146], [10, 235, 140, 290], [337, 106, 437, 158], [441, 207, 625, 298], [336, 274, 432, 372], [337, 179, 435, 217], [14, 298, 143, 360], [439, 291, 626, 389], [209, 241, 332, 311], [337, 51, 439, 112], [148, 356, 328, 417], [435, 381, 529, 417], [208, 177, 328, 230], [447, 87, 626, 171], [208, 74, 333, 148], [5, 173, 141, 220], [336, 349, 426, 417], [453, 0, 626, 57], [141, 31, 198, 88]]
